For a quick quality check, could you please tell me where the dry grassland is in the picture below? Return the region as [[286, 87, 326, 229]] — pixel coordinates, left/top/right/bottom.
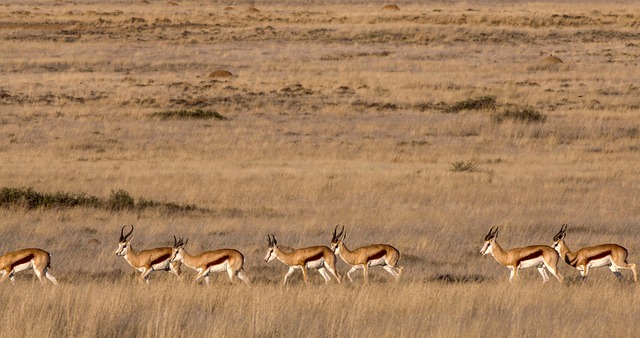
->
[[1, 0, 640, 337]]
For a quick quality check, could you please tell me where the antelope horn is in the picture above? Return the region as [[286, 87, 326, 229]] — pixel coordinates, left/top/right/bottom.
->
[[120, 225, 134, 241], [485, 226, 498, 241]]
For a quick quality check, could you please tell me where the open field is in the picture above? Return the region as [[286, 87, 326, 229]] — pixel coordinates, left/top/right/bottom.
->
[[1, 0, 640, 336]]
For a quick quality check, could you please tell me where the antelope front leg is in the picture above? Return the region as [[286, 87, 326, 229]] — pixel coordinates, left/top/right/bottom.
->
[[0, 270, 12, 284], [508, 266, 517, 283], [537, 267, 550, 284], [140, 268, 153, 283], [283, 267, 296, 286]]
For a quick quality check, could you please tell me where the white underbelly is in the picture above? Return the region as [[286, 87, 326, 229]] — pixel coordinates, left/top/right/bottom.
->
[[13, 262, 33, 273], [152, 260, 170, 271], [306, 259, 325, 269], [588, 256, 612, 268], [368, 257, 386, 267], [519, 256, 545, 269], [206, 262, 229, 273]]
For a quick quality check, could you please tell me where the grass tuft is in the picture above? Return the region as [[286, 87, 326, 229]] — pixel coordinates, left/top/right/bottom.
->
[[450, 161, 479, 172]]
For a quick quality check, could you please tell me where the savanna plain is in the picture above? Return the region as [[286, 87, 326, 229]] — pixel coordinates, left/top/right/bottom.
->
[[1, 0, 640, 337]]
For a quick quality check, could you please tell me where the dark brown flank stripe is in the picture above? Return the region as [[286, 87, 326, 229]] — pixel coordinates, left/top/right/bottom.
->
[[304, 252, 324, 264], [11, 254, 34, 269], [368, 250, 386, 261], [565, 254, 579, 266], [150, 253, 171, 266], [206, 256, 229, 268], [587, 251, 612, 263], [516, 250, 543, 266]]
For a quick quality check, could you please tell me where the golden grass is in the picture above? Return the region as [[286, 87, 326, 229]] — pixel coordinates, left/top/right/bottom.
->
[[1, 0, 640, 336]]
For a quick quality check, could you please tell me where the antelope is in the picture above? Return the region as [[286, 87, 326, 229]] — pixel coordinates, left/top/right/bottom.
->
[[330, 225, 403, 283], [480, 226, 563, 284], [552, 224, 637, 282], [170, 237, 250, 285], [115, 225, 181, 283], [264, 234, 340, 286], [0, 248, 58, 285]]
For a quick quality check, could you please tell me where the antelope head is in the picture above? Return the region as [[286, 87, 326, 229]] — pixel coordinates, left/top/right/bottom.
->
[[480, 226, 499, 255], [264, 234, 278, 262], [170, 236, 188, 263], [552, 224, 568, 251], [115, 225, 135, 256], [330, 225, 345, 254]]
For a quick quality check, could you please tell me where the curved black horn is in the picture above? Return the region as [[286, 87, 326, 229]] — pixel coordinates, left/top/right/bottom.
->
[[267, 234, 272, 246], [554, 224, 568, 241], [120, 225, 134, 241], [271, 234, 277, 246], [338, 225, 345, 238], [484, 226, 497, 241]]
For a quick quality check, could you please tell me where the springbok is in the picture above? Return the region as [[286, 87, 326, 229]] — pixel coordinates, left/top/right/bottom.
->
[[481, 226, 563, 284], [0, 248, 58, 285], [552, 224, 637, 282], [330, 225, 403, 283], [170, 237, 250, 285], [264, 234, 340, 286], [115, 225, 181, 283]]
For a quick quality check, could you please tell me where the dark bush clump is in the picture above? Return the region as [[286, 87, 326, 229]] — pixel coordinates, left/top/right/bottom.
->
[[0, 187, 206, 215], [107, 189, 135, 211], [443, 95, 497, 113], [0, 187, 101, 209], [149, 109, 227, 120], [492, 106, 547, 123]]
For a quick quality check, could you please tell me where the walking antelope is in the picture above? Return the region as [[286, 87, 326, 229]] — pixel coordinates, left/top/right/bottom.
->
[[330, 225, 403, 283], [170, 237, 250, 285], [264, 234, 340, 286], [552, 224, 637, 282], [115, 225, 181, 283], [0, 248, 58, 285], [480, 226, 563, 284]]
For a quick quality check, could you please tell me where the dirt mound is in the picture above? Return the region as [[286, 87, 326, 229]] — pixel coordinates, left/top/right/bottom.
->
[[224, 6, 234, 11], [209, 70, 233, 79], [540, 54, 564, 64], [246, 7, 260, 13], [382, 4, 400, 11]]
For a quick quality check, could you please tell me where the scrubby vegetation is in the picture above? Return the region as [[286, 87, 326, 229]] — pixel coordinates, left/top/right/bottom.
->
[[149, 109, 227, 120], [443, 95, 497, 113], [492, 106, 547, 123], [0, 187, 202, 214]]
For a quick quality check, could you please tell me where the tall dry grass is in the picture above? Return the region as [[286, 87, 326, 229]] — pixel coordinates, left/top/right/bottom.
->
[[1, 0, 640, 337]]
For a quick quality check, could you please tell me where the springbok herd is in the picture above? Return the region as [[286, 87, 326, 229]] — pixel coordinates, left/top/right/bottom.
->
[[0, 224, 637, 285]]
